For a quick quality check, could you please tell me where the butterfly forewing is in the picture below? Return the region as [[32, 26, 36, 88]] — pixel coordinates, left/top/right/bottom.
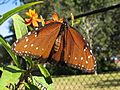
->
[[64, 26, 95, 72], [12, 22, 62, 59]]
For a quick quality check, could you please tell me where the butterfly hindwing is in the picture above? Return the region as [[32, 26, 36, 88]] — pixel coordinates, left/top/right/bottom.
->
[[64, 26, 95, 72]]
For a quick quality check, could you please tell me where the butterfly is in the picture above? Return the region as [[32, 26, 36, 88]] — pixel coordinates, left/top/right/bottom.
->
[[12, 12, 96, 73]]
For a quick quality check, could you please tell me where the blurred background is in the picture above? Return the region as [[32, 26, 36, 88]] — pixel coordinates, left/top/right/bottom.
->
[[0, 0, 120, 90]]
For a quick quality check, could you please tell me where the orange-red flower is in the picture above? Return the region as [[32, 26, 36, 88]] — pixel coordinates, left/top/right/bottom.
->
[[25, 9, 44, 27], [45, 12, 64, 24]]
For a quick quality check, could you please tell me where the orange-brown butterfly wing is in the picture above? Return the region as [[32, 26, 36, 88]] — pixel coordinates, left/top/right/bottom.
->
[[12, 22, 62, 59], [64, 26, 96, 72]]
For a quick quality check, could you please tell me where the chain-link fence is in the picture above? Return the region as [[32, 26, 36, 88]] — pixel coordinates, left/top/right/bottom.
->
[[52, 71, 120, 90]]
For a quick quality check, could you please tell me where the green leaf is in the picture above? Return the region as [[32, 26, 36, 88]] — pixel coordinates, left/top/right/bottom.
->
[[0, 65, 23, 89], [24, 57, 33, 68], [0, 36, 20, 67], [31, 76, 54, 90], [0, 1, 43, 25], [0, 86, 9, 90], [25, 82, 40, 90], [38, 64, 50, 78], [38, 64, 52, 84], [12, 14, 28, 39]]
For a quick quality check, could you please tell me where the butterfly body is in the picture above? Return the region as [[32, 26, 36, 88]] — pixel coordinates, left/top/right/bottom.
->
[[54, 35, 62, 52], [12, 21, 96, 72]]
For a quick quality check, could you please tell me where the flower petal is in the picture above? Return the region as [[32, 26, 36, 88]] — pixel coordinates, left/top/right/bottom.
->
[[45, 20, 54, 24], [36, 18, 44, 22], [59, 18, 64, 23], [25, 19, 32, 26], [52, 12, 58, 21], [25, 18, 31, 22], [25, 9, 43, 27], [32, 20, 38, 27]]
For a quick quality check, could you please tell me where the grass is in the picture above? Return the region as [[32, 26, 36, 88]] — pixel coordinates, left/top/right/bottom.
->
[[52, 72, 120, 90]]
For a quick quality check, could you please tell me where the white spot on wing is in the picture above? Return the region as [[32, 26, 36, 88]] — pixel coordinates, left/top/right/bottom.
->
[[34, 32, 37, 37], [24, 45, 27, 48], [28, 32, 31, 35], [86, 61, 88, 64], [24, 54, 27, 56], [14, 48, 16, 51], [84, 47, 87, 51], [25, 37, 28, 39], [90, 50, 92, 53], [94, 61, 97, 64], [82, 65, 84, 67], [87, 43, 89, 46], [36, 47, 39, 50], [35, 34, 37, 37], [74, 65, 77, 68], [14, 43, 16, 46], [16, 40, 18, 43], [88, 56, 91, 58], [31, 44, 34, 47], [90, 55, 92, 57], [81, 57, 83, 60], [16, 51, 18, 53], [42, 48, 44, 51], [26, 38, 29, 42], [75, 57, 77, 60], [65, 61, 67, 63]]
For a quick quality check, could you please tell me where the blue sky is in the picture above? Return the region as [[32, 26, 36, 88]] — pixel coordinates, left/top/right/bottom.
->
[[0, 0, 20, 37]]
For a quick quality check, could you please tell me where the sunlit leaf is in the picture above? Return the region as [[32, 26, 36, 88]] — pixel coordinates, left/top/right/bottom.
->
[[0, 65, 23, 89], [24, 82, 39, 90], [24, 57, 33, 68], [31, 76, 53, 90], [12, 14, 28, 39], [38, 64, 52, 84], [0, 36, 20, 67], [38, 64, 50, 78]]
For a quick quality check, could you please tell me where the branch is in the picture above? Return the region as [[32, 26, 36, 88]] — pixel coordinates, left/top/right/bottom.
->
[[4, 34, 15, 39], [15, 68, 32, 90], [67, 3, 120, 20], [15, 65, 37, 89]]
